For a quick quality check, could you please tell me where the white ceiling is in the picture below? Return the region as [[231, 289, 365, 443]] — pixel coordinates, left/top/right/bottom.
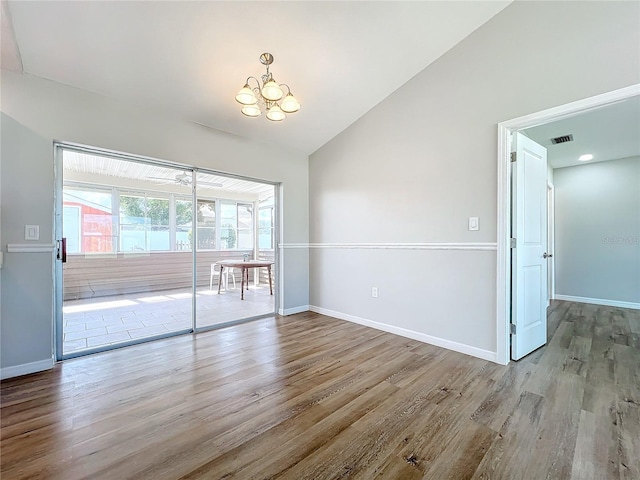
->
[[1, 1, 21, 72], [3, 1, 511, 155], [524, 96, 640, 169]]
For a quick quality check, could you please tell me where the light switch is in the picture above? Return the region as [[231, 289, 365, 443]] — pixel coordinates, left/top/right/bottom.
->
[[25, 225, 40, 240], [468, 217, 479, 231]]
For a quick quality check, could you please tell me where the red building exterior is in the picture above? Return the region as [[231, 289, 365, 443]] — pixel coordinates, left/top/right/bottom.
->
[[63, 201, 114, 253]]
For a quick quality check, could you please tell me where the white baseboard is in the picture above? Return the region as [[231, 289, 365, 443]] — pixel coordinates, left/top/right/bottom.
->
[[309, 305, 497, 363], [1, 358, 54, 380], [278, 305, 310, 316], [554, 295, 640, 310]]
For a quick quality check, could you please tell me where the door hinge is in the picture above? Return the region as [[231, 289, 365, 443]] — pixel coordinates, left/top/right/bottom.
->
[[510, 238, 516, 248], [510, 152, 516, 162], [510, 323, 516, 335]]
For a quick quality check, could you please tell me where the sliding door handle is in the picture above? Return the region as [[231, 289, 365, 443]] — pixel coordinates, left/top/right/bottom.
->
[[57, 238, 67, 263]]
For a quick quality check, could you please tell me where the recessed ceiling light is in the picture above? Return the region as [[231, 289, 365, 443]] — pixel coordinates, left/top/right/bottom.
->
[[578, 154, 594, 161]]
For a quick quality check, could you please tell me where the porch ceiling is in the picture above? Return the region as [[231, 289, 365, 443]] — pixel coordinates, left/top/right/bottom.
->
[[63, 150, 275, 201]]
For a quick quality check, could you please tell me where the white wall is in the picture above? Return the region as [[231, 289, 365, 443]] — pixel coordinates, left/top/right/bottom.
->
[[309, 1, 640, 360], [0, 72, 309, 377], [554, 157, 640, 306]]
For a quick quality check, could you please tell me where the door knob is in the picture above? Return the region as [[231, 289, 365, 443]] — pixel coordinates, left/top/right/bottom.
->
[[543, 252, 553, 259]]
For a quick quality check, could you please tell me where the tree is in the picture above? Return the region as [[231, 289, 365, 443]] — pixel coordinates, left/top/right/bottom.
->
[[147, 199, 169, 225], [120, 195, 145, 221], [176, 200, 192, 225], [120, 196, 169, 225], [221, 223, 236, 249]]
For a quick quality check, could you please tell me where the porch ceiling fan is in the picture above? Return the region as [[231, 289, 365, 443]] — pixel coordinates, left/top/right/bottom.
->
[[146, 172, 223, 188]]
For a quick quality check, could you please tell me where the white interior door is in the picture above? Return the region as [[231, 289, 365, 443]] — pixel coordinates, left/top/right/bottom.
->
[[511, 132, 548, 360]]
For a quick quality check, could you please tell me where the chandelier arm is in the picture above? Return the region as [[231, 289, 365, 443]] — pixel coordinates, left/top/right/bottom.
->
[[246, 76, 262, 89], [279, 84, 292, 95]]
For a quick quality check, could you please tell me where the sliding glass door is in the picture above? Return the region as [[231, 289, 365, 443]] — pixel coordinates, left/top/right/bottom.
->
[[194, 173, 277, 329], [55, 145, 278, 360], [56, 148, 194, 358]]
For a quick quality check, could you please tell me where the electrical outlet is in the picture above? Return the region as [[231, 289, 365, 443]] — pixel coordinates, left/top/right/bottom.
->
[[372, 287, 378, 298]]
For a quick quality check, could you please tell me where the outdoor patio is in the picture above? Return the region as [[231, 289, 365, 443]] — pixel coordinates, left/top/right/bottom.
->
[[62, 284, 275, 355]]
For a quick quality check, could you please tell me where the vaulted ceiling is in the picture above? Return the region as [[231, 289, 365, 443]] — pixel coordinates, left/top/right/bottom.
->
[[2, 1, 511, 155]]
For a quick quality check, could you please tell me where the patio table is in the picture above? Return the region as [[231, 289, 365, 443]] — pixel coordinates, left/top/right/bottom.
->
[[216, 260, 274, 300]]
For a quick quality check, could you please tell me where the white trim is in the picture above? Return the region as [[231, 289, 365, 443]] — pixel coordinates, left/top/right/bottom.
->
[[7, 243, 55, 253], [496, 124, 512, 366], [278, 305, 310, 316], [309, 305, 497, 363], [554, 295, 640, 310], [496, 84, 640, 366], [547, 182, 555, 302], [501, 85, 640, 130], [280, 242, 497, 251], [1, 358, 54, 380]]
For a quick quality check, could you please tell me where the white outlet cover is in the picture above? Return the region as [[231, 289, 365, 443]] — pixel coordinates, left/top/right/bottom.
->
[[468, 217, 479, 231]]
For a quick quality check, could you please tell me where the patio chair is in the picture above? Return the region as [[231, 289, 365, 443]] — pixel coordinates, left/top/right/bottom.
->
[[209, 263, 236, 290]]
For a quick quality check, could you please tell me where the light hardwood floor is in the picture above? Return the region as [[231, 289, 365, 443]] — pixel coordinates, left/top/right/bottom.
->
[[1, 301, 638, 479]]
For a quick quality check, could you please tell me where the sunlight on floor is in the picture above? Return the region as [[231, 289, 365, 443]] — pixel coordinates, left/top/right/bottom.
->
[[63, 299, 138, 314]]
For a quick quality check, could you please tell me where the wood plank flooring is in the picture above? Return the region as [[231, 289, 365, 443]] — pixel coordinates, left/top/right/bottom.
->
[[1, 301, 638, 479]]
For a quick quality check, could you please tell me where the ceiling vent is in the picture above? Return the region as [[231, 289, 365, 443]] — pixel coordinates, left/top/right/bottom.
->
[[550, 134, 574, 144]]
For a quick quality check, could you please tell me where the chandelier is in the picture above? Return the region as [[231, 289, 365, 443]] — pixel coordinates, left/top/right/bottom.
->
[[235, 53, 300, 122]]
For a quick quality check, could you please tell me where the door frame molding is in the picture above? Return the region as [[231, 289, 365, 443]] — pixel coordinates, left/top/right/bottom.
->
[[495, 84, 640, 365], [547, 181, 555, 305]]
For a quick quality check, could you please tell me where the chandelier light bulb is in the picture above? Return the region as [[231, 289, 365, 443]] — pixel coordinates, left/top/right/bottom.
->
[[266, 104, 286, 122], [261, 80, 284, 101], [241, 103, 261, 117], [235, 84, 258, 105], [280, 93, 300, 113]]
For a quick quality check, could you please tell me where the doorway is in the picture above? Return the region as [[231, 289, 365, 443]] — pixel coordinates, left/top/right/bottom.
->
[[54, 144, 279, 360], [495, 84, 640, 365]]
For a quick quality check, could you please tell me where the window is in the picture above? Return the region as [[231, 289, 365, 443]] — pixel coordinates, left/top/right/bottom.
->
[[175, 198, 193, 251], [259, 206, 274, 249], [220, 202, 253, 250], [196, 200, 215, 250], [119, 194, 170, 251], [220, 202, 236, 249], [237, 203, 253, 249]]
